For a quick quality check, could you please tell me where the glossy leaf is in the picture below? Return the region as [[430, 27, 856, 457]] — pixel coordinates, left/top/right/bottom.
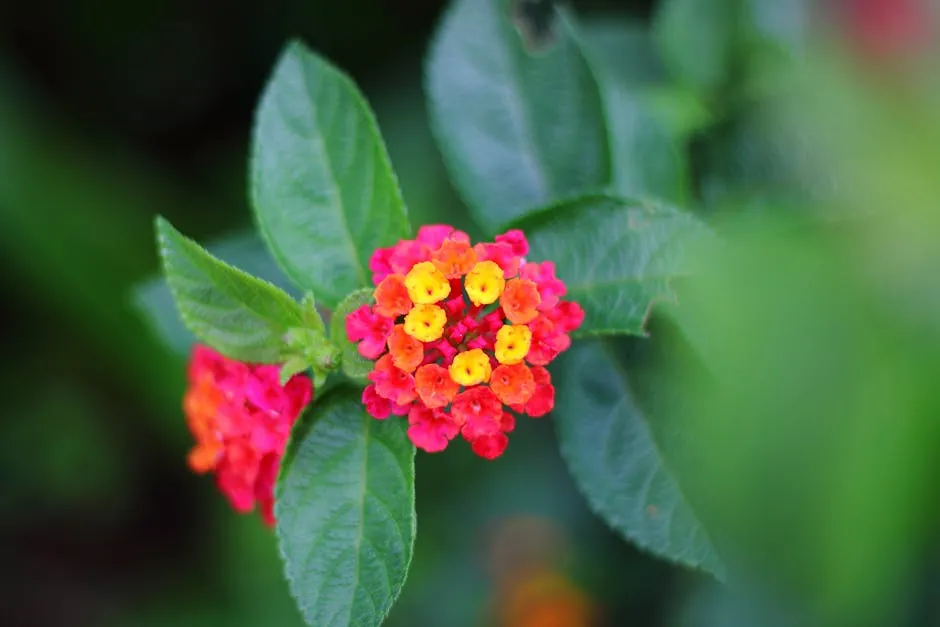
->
[[426, 0, 609, 232], [251, 40, 410, 307], [134, 229, 297, 356], [520, 195, 713, 336], [276, 388, 416, 627], [155, 217, 303, 362], [331, 288, 376, 382], [552, 338, 724, 577]]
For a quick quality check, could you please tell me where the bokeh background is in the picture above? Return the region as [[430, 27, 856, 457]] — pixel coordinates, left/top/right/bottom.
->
[[3, 0, 940, 626]]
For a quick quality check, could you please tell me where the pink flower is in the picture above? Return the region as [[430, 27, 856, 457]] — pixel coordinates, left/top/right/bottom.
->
[[369, 246, 395, 284], [495, 229, 529, 257], [389, 240, 431, 275], [346, 305, 394, 359], [416, 224, 466, 249], [545, 301, 585, 334], [407, 405, 461, 453], [363, 384, 392, 419], [183, 345, 313, 526], [520, 261, 567, 310], [474, 241, 520, 277], [368, 354, 417, 405]]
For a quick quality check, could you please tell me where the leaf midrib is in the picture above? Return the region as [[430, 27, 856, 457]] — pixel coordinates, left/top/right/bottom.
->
[[598, 340, 721, 569], [346, 415, 370, 627], [297, 59, 368, 290], [497, 4, 550, 204]]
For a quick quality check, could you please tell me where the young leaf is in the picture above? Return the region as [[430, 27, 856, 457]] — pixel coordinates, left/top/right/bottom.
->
[[134, 229, 297, 356], [426, 0, 609, 232], [331, 288, 376, 382], [519, 195, 714, 336], [155, 216, 303, 363], [276, 388, 415, 627], [251, 40, 410, 308], [552, 338, 724, 578]]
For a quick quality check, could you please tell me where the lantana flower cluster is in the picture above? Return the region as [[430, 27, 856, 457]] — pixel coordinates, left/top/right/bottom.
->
[[346, 225, 583, 459], [183, 345, 313, 525]]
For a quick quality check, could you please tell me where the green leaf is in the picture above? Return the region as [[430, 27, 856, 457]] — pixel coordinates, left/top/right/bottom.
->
[[251, 40, 410, 308], [654, 0, 735, 94], [299, 293, 326, 333], [426, 0, 609, 232], [276, 388, 415, 627], [331, 288, 376, 381], [134, 229, 297, 356], [155, 216, 303, 363], [279, 356, 310, 386], [574, 17, 691, 204], [577, 15, 667, 84], [519, 195, 714, 336], [552, 338, 724, 577]]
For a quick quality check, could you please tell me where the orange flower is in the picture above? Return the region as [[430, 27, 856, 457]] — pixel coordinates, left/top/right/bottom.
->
[[501, 278, 541, 324], [368, 354, 417, 405], [374, 273, 412, 317], [415, 363, 460, 408], [183, 370, 224, 472], [489, 363, 536, 405], [432, 237, 478, 278], [388, 325, 424, 372], [500, 571, 593, 627]]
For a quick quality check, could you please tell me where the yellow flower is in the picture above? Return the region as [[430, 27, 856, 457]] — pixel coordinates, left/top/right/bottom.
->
[[403, 304, 447, 342], [465, 260, 505, 306], [405, 261, 451, 304], [449, 349, 492, 386], [495, 325, 532, 365]]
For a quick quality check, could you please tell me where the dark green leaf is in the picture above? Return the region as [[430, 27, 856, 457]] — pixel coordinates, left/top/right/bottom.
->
[[134, 229, 297, 356], [276, 388, 415, 627], [575, 17, 692, 204], [155, 216, 303, 362], [331, 288, 376, 381], [552, 338, 724, 577], [577, 15, 666, 84], [251, 40, 410, 307], [426, 0, 609, 232], [520, 195, 714, 336]]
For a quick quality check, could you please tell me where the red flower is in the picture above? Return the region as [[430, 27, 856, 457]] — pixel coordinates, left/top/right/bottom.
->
[[453, 386, 503, 438], [183, 345, 313, 526], [467, 411, 516, 460], [346, 226, 582, 459], [526, 316, 570, 366], [407, 404, 461, 453]]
